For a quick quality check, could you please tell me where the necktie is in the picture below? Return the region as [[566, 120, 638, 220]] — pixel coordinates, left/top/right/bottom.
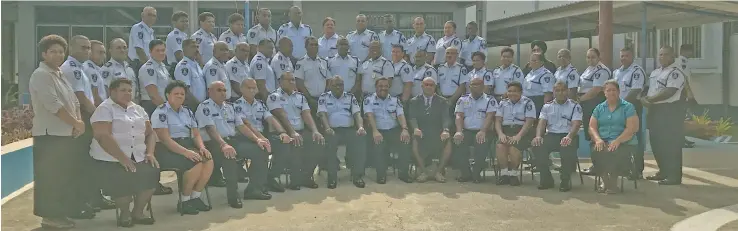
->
[[426, 97, 430, 107]]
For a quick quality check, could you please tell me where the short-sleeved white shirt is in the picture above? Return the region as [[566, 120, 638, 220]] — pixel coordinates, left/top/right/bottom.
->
[[191, 28, 218, 64], [267, 88, 310, 131], [554, 64, 580, 90], [138, 59, 170, 101], [271, 52, 294, 83], [317, 91, 360, 128], [294, 55, 330, 97], [318, 33, 339, 59], [409, 64, 438, 97], [327, 54, 360, 90], [83, 60, 106, 100], [165, 28, 188, 66], [390, 60, 413, 96], [360, 57, 394, 94], [246, 24, 278, 54], [174, 56, 206, 102], [362, 93, 403, 130], [647, 62, 686, 104], [496, 96, 536, 126], [219, 29, 247, 51], [579, 63, 611, 93], [491, 64, 524, 95], [101, 59, 138, 102], [250, 52, 278, 92], [90, 99, 149, 162], [347, 29, 379, 63], [454, 93, 497, 130], [523, 66, 555, 97], [61, 56, 94, 102], [613, 64, 646, 99], [437, 62, 470, 96], [539, 99, 582, 134], [379, 29, 406, 60], [461, 36, 486, 67], [151, 102, 197, 138], [203, 58, 231, 97], [233, 97, 272, 132], [433, 35, 463, 65], [405, 32, 436, 64], [195, 99, 242, 141], [224, 56, 251, 88], [128, 21, 155, 61], [277, 22, 312, 58]]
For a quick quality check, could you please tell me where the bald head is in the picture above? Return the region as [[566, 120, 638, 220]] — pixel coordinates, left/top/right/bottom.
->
[[235, 42, 250, 61], [69, 35, 91, 61], [421, 77, 436, 96], [208, 81, 227, 103], [109, 38, 128, 61], [209, 81, 225, 89], [469, 76, 485, 96], [141, 7, 157, 26], [213, 41, 230, 61]]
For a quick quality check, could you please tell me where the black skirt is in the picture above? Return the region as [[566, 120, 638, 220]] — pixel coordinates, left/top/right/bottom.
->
[[155, 138, 200, 171], [591, 144, 633, 177], [500, 125, 532, 151], [94, 159, 160, 198]]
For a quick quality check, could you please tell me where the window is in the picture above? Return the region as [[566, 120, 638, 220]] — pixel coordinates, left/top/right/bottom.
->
[[624, 32, 654, 58], [72, 26, 104, 42], [626, 25, 703, 59], [681, 26, 702, 58], [361, 12, 451, 39]]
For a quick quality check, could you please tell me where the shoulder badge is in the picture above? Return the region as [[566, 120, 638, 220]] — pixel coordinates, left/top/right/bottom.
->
[[568, 73, 576, 80], [70, 61, 77, 67], [105, 62, 112, 67], [176, 37, 182, 44], [526, 103, 533, 111], [231, 66, 238, 74], [671, 72, 679, 79], [256, 63, 263, 70], [544, 76, 551, 83], [295, 64, 301, 70], [182, 68, 189, 76], [225, 37, 232, 43], [73, 70, 81, 80], [147, 68, 154, 76], [91, 74, 98, 82], [158, 113, 167, 122], [138, 31, 144, 39], [209, 68, 217, 76], [461, 67, 469, 75], [269, 94, 277, 101], [203, 107, 210, 116], [249, 31, 256, 38], [514, 72, 521, 78], [102, 71, 110, 79]]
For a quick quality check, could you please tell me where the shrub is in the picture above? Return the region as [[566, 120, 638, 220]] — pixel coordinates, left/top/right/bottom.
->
[[1, 106, 33, 145]]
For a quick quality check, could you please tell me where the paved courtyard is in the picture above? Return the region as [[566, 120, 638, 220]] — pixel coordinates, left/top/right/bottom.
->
[[3, 140, 738, 231]]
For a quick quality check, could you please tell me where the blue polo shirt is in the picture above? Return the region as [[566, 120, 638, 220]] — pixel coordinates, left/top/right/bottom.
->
[[591, 99, 638, 144]]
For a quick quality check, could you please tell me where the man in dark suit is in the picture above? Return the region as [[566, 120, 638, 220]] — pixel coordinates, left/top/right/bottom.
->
[[408, 77, 453, 182]]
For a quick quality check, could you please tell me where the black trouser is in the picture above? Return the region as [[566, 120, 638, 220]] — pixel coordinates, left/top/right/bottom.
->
[[33, 135, 77, 218], [266, 133, 290, 179], [371, 128, 411, 178], [270, 129, 322, 185], [71, 112, 97, 213], [533, 133, 578, 184], [206, 139, 225, 183], [415, 128, 445, 167], [453, 130, 492, 178], [210, 137, 268, 200], [325, 127, 367, 181], [633, 102, 645, 175], [579, 94, 605, 141], [648, 102, 684, 182]]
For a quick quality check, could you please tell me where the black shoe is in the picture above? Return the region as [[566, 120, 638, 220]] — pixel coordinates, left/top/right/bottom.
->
[[208, 178, 227, 187], [177, 200, 199, 215], [69, 209, 96, 219], [267, 179, 286, 192], [327, 180, 337, 189], [353, 177, 366, 188], [190, 198, 211, 211], [496, 176, 509, 185], [228, 198, 243, 208], [456, 175, 473, 183], [302, 179, 319, 189], [93, 197, 116, 211], [581, 167, 596, 176], [509, 177, 521, 186], [131, 216, 155, 225], [399, 175, 413, 184], [287, 183, 301, 190], [377, 176, 387, 184], [559, 182, 572, 192], [658, 179, 681, 185], [537, 183, 554, 190], [646, 174, 666, 181], [244, 192, 272, 200], [154, 184, 173, 195]]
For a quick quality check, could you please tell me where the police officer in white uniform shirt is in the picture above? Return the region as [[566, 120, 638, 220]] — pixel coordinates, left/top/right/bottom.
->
[[453, 77, 497, 183], [436, 46, 469, 104], [554, 49, 580, 99], [192, 12, 217, 66], [84, 40, 107, 104], [224, 43, 251, 98], [166, 11, 189, 67], [378, 14, 406, 60], [405, 17, 436, 65], [317, 77, 367, 189], [318, 17, 339, 59], [327, 37, 361, 94], [523, 53, 555, 118], [139, 40, 170, 115], [467, 52, 493, 94], [531, 81, 582, 192], [174, 39, 206, 108], [641, 46, 686, 186], [613, 46, 646, 179], [103, 38, 139, 103], [219, 13, 247, 51], [359, 41, 394, 96], [246, 8, 278, 58], [491, 47, 524, 99], [204, 42, 233, 101], [295, 37, 330, 106], [129, 7, 157, 69], [250, 40, 277, 99], [347, 14, 379, 62], [278, 6, 312, 59], [409, 50, 438, 97], [272, 37, 296, 86], [578, 48, 611, 142], [433, 21, 463, 66], [494, 81, 536, 186], [461, 21, 486, 68], [267, 72, 325, 190], [195, 81, 272, 208], [390, 45, 413, 101]]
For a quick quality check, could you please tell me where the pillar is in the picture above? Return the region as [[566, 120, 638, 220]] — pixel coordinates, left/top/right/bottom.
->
[[17, 3, 34, 104], [598, 1, 613, 68], [188, 1, 198, 34]]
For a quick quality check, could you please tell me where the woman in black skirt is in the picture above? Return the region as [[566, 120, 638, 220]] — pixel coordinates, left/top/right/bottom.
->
[[494, 82, 537, 186], [151, 80, 214, 215], [90, 78, 159, 227]]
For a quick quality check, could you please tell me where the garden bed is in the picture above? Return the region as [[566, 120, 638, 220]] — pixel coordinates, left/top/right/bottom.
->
[[1, 106, 33, 146]]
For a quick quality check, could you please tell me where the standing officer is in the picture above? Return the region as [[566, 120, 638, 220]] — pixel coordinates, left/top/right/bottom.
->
[[318, 77, 367, 188], [678, 44, 696, 148], [251, 39, 276, 99], [272, 37, 295, 86], [490, 47, 524, 99], [278, 6, 312, 59], [128, 6, 157, 71], [642, 46, 686, 186], [359, 41, 394, 97], [408, 77, 451, 183], [295, 36, 330, 113], [234, 79, 292, 192], [579, 48, 611, 142], [409, 50, 438, 97], [102, 38, 139, 103], [204, 42, 234, 103], [613, 47, 646, 179], [225, 43, 251, 98], [195, 81, 272, 208], [453, 77, 497, 183], [347, 14, 379, 62], [433, 21, 463, 66], [364, 77, 413, 183], [405, 17, 436, 65], [523, 52, 555, 117], [467, 52, 493, 93], [139, 40, 170, 116], [84, 40, 107, 106], [192, 12, 217, 66], [267, 72, 325, 190], [318, 17, 338, 59], [219, 13, 247, 52], [436, 46, 469, 105], [246, 8, 278, 58], [166, 11, 189, 68], [327, 37, 361, 95], [378, 14, 405, 60], [174, 39, 206, 109], [554, 49, 580, 100], [531, 81, 582, 192], [461, 22, 486, 69], [390, 45, 413, 103]]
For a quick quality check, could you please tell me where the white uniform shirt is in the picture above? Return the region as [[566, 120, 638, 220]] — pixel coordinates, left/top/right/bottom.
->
[[647, 62, 686, 104], [138, 59, 170, 101], [271, 52, 294, 82], [224, 56, 251, 91], [174, 56, 206, 102], [378, 29, 406, 60], [101, 59, 137, 102], [219, 29, 247, 51], [128, 21, 155, 61], [461, 36, 486, 67], [539, 99, 582, 134], [554, 64, 580, 89], [523, 66, 555, 97], [250, 52, 278, 92], [61, 56, 94, 103], [203, 58, 231, 97], [405, 32, 436, 64], [360, 56, 394, 94], [678, 55, 691, 79], [579, 63, 611, 93], [278, 22, 313, 58], [410, 64, 438, 96], [433, 35, 463, 65], [454, 93, 497, 130], [191, 28, 218, 64], [83, 60, 106, 100], [246, 24, 278, 48], [151, 102, 196, 138], [317, 91, 360, 128], [363, 93, 403, 130], [233, 97, 272, 132], [347, 29, 379, 62], [318, 33, 339, 59], [491, 64, 524, 95], [267, 88, 310, 131], [89, 99, 149, 162], [613, 64, 646, 99], [165, 28, 188, 65], [195, 99, 242, 141], [390, 60, 413, 96], [496, 96, 536, 126], [437, 62, 470, 96], [295, 55, 330, 97], [327, 54, 360, 90], [468, 67, 493, 87]]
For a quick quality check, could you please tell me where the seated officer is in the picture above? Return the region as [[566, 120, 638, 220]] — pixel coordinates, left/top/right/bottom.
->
[[151, 80, 214, 215], [195, 81, 272, 209], [267, 72, 325, 190], [233, 79, 293, 193], [494, 81, 536, 186], [318, 76, 367, 189], [408, 77, 451, 183], [453, 77, 497, 183], [364, 77, 413, 183], [531, 81, 582, 192]]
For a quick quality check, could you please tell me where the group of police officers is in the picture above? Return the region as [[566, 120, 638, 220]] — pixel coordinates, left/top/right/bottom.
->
[[61, 4, 689, 217]]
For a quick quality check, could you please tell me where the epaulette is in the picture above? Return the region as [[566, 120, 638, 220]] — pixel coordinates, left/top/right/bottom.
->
[[105, 62, 113, 67], [145, 61, 153, 65], [202, 100, 211, 105], [320, 92, 330, 96], [173, 30, 179, 35], [303, 24, 311, 28], [545, 100, 554, 104], [348, 31, 356, 35], [345, 92, 354, 96], [158, 103, 167, 109]]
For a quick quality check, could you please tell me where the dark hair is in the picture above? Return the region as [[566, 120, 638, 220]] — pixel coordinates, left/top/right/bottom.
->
[[531, 40, 548, 54], [445, 20, 456, 29], [467, 21, 478, 27], [165, 80, 188, 95], [228, 13, 244, 25], [620, 46, 634, 53], [471, 51, 486, 61], [304, 36, 317, 48], [588, 48, 601, 57], [182, 39, 196, 48], [500, 47, 514, 56], [507, 81, 523, 91], [391, 44, 404, 51], [198, 12, 215, 23], [258, 39, 272, 46], [375, 77, 390, 86], [172, 11, 188, 22], [149, 39, 165, 51], [109, 78, 133, 90], [322, 17, 335, 26], [39, 34, 68, 53]]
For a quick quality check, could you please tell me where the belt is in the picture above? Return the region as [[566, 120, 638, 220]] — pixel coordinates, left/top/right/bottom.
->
[[502, 125, 523, 128]]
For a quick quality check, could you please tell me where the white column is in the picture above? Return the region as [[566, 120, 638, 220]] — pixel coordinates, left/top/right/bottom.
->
[[188, 1, 198, 34]]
